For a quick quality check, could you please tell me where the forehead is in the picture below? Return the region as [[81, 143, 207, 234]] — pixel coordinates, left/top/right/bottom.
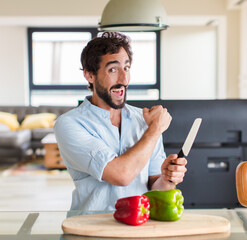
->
[[100, 47, 129, 65]]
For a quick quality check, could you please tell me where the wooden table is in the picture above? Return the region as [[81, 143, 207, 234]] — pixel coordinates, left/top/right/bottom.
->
[[41, 133, 66, 169]]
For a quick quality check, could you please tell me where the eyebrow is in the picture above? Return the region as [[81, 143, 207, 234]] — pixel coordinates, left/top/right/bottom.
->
[[105, 59, 130, 68]]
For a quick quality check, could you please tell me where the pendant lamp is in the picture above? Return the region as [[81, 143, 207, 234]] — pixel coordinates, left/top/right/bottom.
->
[[98, 0, 169, 32]]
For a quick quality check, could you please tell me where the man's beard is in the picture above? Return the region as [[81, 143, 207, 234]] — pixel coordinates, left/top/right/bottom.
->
[[94, 78, 127, 109]]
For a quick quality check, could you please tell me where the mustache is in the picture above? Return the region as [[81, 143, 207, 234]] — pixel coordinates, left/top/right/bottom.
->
[[110, 84, 128, 90]]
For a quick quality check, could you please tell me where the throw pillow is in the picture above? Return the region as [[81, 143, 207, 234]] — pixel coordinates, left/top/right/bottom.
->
[[0, 111, 20, 130], [20, 113, 57, 129]]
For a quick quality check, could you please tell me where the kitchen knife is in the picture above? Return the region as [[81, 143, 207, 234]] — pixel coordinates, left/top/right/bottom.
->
[[177, 118, 202, 158], [168, 118, 202, 183]]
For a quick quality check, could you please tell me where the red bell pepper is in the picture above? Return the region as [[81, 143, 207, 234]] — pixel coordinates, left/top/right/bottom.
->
[[113, 195, 150, 226]]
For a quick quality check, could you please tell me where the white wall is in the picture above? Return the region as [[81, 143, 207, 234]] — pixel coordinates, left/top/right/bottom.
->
[[0, 26, 28, 105], [239, 1, 247, 98], [161, 26, 217, 99], [0, 0, 108, 16]]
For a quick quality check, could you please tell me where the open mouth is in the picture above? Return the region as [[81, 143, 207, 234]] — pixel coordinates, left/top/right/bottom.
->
[[111, 87, 125, 99]]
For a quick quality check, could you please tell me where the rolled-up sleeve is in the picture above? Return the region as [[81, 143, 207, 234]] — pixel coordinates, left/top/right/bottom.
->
[[148, 135, 166, 176], [54, 115, 117, 182]]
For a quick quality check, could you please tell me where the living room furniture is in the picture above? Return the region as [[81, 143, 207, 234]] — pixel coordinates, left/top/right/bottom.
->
[[41, 133, 65, 169], [0, 105, 74, 163], [0, 209, 246, 239]]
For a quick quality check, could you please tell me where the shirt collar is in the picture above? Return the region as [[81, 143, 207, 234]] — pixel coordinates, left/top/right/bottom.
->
[[82, 95, 131, 120], [83, 96, 109, 119]]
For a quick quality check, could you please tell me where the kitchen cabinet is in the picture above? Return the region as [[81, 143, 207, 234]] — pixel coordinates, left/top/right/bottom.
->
[[127, 99, 247, 208], [165, 146, 242, 208]]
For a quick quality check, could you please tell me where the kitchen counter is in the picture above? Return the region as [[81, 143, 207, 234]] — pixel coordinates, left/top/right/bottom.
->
[[1, 209, 247, 239]]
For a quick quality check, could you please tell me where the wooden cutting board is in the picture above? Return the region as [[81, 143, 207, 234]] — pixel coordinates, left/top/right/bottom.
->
[[62, 213, 230, 238]]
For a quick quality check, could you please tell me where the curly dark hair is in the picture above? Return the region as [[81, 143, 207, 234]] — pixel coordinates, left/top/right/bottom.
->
[[81, 32, 133, 91]]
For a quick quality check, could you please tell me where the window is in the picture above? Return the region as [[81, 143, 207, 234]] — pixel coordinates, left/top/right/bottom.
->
[[125, 32, 157, 86], [28, 28, 160, 106], [32, 32, 91, 87]]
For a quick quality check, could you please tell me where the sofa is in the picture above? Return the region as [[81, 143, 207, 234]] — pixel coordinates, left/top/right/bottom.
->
[[0, 105, 74, 163]]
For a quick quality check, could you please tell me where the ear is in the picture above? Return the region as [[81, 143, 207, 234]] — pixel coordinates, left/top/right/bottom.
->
[[83, 70, 96, 84]]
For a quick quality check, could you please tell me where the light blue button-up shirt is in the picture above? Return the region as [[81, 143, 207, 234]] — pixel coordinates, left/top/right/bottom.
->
[[54, 96, 166, 211]]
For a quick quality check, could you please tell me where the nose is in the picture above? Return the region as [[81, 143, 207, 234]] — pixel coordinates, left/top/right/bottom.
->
[[118, 68, 130, 86]]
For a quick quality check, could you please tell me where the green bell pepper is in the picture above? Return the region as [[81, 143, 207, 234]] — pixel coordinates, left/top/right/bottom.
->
[[143, 189, 184, 221]]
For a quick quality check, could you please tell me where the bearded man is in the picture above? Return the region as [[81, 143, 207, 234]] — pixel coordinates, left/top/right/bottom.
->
[[54, 32, 187, 211]]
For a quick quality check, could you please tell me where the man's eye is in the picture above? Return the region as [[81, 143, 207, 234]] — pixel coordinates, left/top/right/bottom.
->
[[109, 68, 116, 73], [125, 66, 130, 71]]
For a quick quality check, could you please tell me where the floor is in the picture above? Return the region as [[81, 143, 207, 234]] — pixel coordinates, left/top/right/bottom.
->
[[0, 157, 74, 211]]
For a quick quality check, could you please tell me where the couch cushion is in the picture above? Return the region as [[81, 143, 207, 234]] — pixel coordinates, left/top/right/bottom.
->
[[20, 113, 57, 129], [0, 106, 39, 123], [32, 128, 54, 140], [0, 129, 31, 147], [38, 106, 74, 117], [0, 111, 20, 130]]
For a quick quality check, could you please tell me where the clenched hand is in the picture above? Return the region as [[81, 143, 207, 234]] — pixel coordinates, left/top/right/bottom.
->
[[143, 105, 172, 135], [161, 154, 187, 185]]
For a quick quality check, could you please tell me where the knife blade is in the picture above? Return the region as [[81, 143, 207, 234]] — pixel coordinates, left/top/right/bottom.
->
[[178, 118, 202, 158]]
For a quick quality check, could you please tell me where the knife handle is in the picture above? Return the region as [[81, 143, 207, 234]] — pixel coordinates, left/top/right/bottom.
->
[[178, 149, 184, 158]]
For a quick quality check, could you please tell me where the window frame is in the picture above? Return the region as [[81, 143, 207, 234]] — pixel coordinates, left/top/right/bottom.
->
[[27, 27, 161, 98]]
